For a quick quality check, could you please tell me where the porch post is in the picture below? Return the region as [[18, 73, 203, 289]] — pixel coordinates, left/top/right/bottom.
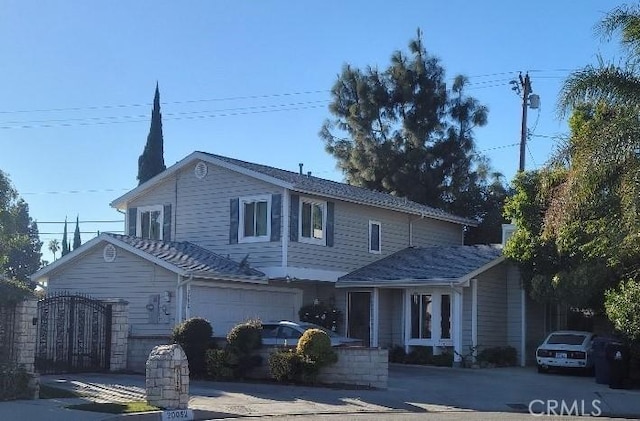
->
[[403, 290, 411, 353], [471, 279, 478, 360], [372, 288, 379, 348], [453, 289, 463, 366]]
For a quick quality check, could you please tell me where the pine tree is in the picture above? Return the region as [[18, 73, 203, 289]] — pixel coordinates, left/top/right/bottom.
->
[[73, 215, 81, 250], [137, 83, 166, 185], [61, 217, 69, 257]]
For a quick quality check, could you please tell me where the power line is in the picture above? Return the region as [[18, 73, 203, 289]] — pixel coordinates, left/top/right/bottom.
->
[[36, 220, 123, 224], [22, 188, 130, 195], [39, 231, 124, 235]]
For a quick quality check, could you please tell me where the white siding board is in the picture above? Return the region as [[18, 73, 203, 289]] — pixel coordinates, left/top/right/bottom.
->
[[288, 199, 411, 272], [462, 285, 473, 353], [476, 264, 508, 349], [45, 245, 177, 336]]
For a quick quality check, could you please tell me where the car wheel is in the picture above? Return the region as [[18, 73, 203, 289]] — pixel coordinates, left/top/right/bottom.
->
[[537, 365, 548, 374]]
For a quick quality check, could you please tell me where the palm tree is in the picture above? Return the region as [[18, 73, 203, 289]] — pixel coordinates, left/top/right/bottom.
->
[[48, 239, 60, 261], [558, 4, 640, 116]]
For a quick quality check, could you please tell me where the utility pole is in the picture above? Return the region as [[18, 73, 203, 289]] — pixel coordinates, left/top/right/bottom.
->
[[510, 73, 539, 172]]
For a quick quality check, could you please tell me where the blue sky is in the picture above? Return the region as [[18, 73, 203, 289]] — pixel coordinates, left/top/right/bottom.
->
[[0, 1, 625, 263]]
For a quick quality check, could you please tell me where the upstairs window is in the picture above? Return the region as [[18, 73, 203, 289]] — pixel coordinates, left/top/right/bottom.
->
[[137, 206, 164, 240], [300, 199, 326, 244], [369, 220, 381, 254], [239, 195, 271, 242]]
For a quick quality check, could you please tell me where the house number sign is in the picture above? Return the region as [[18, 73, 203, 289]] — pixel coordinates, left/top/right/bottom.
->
[[161, 409, 193, 421]]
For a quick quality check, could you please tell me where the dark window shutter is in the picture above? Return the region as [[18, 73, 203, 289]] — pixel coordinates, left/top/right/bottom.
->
[[289, 194, 299, 242], [163, 204, 172, 242], [326, 201, 335, 247], [271, 194, 282, 242], [128, 207, 137, 236], [229, 198, 239, 244]]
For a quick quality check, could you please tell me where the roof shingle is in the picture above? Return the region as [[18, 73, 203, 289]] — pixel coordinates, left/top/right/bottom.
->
[[337, 245, 503, 286]]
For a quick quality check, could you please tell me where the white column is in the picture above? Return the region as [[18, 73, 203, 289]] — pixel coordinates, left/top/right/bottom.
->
[[403, 290, 411, 353], [453, 290, 463, 365], [186, 283, 191, 320], [471, 279, 478, 360], [371, 288, 379, 348]]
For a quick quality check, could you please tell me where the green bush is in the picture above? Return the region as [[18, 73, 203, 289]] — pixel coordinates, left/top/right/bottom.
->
[[171, 317, 213, 377], [296, 328, 337, 366], [0, 363, 32, 400], [268, 349, 302, 382], [227, 320, 262, 354], [405, 346, 433, 365], [477, 346, 517, 367], [205, 349, 234, 380], [299, 302, 343, 331], [431, 351, 454, 367], [606, 279, 640, 341], [388, 345, 407, 363], [225, 320, 263, 378]]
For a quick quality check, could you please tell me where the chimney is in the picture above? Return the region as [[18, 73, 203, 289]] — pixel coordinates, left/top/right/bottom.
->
[[307, 171, 312, 178], [299, 163, 303, 175]]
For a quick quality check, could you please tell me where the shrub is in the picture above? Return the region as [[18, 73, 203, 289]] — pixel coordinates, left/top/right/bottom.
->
[[431, 351, 454, 367], [477, 346, 517, 367], [296, 328, 337, 366], [605, 279, 640, 341], [405, 346, 433, 365], [227, 320, 262, 354], [388, 345, 406, 363], [268, 349, 302, 382], [171, 317, 213, 377], [205, 349, 234, 380], [0, 363, 32, 400]]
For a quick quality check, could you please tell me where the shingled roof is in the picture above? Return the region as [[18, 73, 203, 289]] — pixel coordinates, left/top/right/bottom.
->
[[105, 233, 265, 278], [337, 245, 503, 287], [200, 152, 476, 226]]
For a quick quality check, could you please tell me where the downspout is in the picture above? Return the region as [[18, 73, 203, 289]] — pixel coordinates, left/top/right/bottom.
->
[[450, 281, 463, 366], [408, 216, 414, 247], [177, 274, 193, 323]]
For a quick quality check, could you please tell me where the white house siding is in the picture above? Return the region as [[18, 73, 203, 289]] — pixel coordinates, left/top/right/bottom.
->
[[288, 198, 411, 273], [505, 263, 524, 361], [476, 264, 508, 349], [129, 164, 283, 268], [45, 245, 177, 337], [411, 218, 464, 247], [462, 285, 473, 353]]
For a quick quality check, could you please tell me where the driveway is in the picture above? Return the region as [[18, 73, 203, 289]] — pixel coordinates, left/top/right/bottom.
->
[[31, 364, 640, 419]]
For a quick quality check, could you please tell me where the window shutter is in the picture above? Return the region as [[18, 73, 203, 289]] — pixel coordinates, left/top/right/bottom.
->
[[270, 194, 282, 242], [128, 208, 137, 236], [163, 204, 172, 241], [326, 201, 335, 247], [289, 194, 299, 242], [229, 198, 239, 244]]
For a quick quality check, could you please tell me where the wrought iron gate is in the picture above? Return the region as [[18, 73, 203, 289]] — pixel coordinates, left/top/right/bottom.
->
[[35, 293, 112, 374]]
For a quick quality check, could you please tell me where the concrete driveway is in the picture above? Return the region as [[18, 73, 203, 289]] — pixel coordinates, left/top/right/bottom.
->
[[30, 364, 640, 419]]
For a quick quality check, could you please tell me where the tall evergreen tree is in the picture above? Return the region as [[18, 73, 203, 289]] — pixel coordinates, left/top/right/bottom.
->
[[137, 83, 166, 185], [320, 30, 507, 243], [61, 217, 69, 257], [73, 215, 81, 250]]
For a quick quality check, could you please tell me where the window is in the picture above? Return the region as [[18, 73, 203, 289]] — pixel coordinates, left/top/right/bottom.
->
[[137, 206, 163, 240], [410, 294, 432, 339], [239, 195, 271, 242], [369, 220, 381, 253], [440, 294, 451, 339], [300, 199, 326, 244]]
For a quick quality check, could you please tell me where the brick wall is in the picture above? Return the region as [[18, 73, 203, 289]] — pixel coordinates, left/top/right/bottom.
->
[[252, 347, 388, 389], [105, 300, 129, 372], [13, 299, 37, 374]]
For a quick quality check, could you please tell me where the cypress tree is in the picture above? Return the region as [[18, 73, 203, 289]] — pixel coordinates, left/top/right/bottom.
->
[[137, 83, 166, 185], [61, 217, 69, 257], [73, 215, 81, 250]]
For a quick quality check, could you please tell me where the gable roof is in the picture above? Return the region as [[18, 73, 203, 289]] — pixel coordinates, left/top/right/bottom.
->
[[336, 245, 504, 288], [110, 151, 477, 226], [31, 233, 266, 283]]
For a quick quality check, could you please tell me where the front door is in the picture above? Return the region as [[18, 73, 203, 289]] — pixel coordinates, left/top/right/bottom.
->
[[347, 292, 371, 347]]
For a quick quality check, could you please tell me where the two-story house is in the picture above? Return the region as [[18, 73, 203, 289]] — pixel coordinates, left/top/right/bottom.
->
[[31, 151, 546, 371]]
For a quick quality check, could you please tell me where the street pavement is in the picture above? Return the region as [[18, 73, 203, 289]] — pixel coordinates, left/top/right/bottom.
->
[[0, 365, 638, 420]]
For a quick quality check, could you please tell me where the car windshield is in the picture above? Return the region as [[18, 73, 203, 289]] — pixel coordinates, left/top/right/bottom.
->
[[299, 323, 339, 337], [547, 333, 587, 345]]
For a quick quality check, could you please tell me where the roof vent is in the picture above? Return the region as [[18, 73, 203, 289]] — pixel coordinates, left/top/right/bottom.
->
[[194, 161, 208, 179], [103, 244, 117, 262]]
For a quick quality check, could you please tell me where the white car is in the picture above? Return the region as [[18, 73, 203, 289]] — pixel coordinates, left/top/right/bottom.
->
[[260, 321, 362, 347], [536, 330, 595, 373]]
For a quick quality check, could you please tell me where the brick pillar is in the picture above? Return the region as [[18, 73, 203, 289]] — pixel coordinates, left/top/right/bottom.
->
[[13, 298, 37, 374], [105, 299, 129, 372]]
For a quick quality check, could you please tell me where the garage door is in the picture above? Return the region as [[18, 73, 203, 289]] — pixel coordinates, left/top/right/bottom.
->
[[190, 284, 302, 335]]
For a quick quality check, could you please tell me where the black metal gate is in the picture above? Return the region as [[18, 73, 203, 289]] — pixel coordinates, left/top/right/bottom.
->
[[35, 293, 112, 374]]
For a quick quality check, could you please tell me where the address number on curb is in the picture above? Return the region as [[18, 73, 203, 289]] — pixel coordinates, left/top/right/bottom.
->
[[161, 409, 193, 421]]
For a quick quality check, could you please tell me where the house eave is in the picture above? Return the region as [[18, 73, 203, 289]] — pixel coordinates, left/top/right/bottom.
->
[[336, 278, 461, 288]]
